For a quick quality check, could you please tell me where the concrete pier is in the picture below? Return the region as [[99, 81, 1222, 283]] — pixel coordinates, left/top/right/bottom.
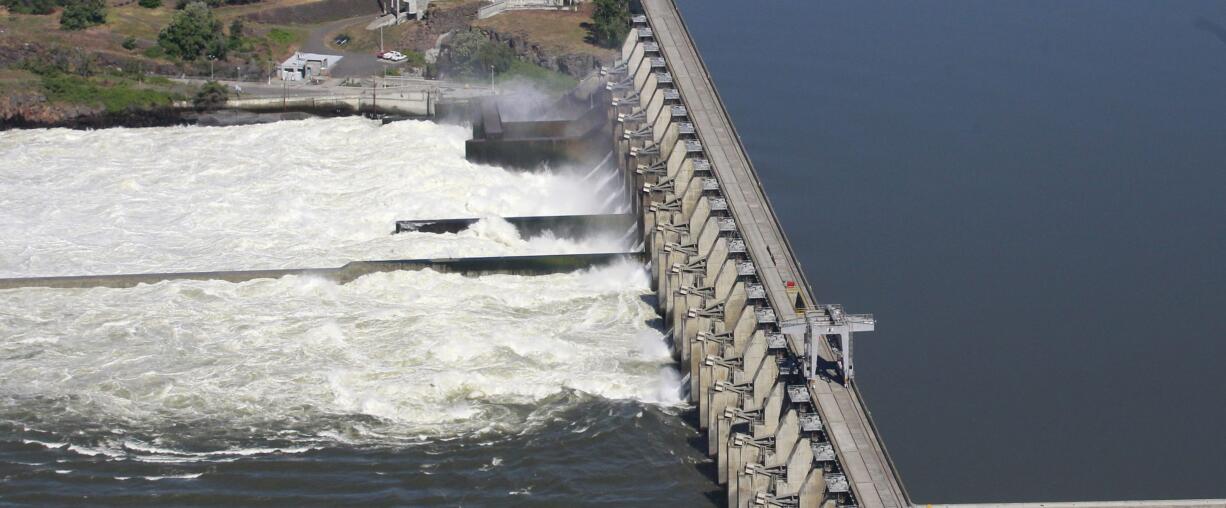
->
[[609, 2, 911, 506], [0, 252, 640, 290], [393, 213, 638, 240]]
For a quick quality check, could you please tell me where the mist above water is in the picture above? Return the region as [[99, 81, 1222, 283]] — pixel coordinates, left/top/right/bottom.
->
[[0, 117, 704, 503], [0, 117, 624, 278]]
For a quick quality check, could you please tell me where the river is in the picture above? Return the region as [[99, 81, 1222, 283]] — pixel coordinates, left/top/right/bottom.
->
[[676, 0, 1226, 502], [0, 118, 716, 505]]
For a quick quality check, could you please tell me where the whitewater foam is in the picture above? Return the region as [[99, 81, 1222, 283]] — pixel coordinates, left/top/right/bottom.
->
[[0, 117, 621, 277], [0, 262, 679, 461]]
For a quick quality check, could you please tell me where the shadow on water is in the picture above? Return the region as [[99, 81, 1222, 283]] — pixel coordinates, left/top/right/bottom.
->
[[1193, 16, 1226, 47]]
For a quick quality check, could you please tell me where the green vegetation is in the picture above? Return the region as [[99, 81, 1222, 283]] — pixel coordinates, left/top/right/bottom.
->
[[60, 0, 107, 31], [192, 80, 228, 111], [143, 45, 166, 59], [138, 0, 161, 7], [122, 36, 138, 50], [226, 19, 251, 51], [1, 0, 56, 15], [441, 30, 575, 92], [39, 72, 179, 112], [497, 59, 578, 94], [400, 49, 426, 67], [590, 0, 629, 48], [443, 30, 514, 79], [173, 0, 259, 8], [157, 1, 226, 61], [266, 27, 294, 45]]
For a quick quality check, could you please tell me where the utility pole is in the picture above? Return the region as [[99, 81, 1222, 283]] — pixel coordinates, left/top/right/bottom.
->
[[208, 55, 215, 80], [380, 26, 384, 52]]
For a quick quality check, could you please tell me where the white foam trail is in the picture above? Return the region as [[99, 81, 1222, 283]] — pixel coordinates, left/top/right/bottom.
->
[[0, 262, 680, 459], [0, 119, 669, 463], [0, 118, 617, 277]]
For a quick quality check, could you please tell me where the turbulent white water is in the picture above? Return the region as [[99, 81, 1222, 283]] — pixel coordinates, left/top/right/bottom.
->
[[0, 118, 672, 464], [0, 263, 677, 459], [0, 117, 623, 277]]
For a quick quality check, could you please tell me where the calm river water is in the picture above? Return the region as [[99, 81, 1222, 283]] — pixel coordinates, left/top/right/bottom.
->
[[677, 0, 1226, 502]]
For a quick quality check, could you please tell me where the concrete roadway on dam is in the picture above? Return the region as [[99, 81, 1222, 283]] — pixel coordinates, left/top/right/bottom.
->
[[640, 1, 911, 506]]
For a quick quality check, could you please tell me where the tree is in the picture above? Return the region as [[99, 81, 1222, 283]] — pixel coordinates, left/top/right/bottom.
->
[[138, 0, 162, 8], [157, 1, 226, 61], [193, 80, 228, 111], [122, 36, 138, 50], [226, 19, 243, 51], [1, 0, 57, 15], [60, 0, 107, 31], [444, 30, 513, 79], [590, 0, 629, 48]]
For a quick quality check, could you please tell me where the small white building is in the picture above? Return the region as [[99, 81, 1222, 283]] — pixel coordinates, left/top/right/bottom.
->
[[279, 52, 343, 81]]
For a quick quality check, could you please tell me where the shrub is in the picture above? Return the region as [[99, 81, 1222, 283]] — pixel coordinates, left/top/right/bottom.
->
[[142, 45, 165, 59], [590, 0, 629, 48], [192, 80, 228, 111], [60, 0, 107, 31], [157, 1, 226, 61], [226, 19, 244, 50], [122, 36, 137, 50], [138, 0, 161, 7], [443, 30, 513, 79], [40, 72, 176, 112], [266, 27, 295, 45], [2, 0, 57, 15]]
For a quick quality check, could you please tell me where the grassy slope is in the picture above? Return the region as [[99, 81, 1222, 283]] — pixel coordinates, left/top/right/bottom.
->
[[473, 3, 616, 60]]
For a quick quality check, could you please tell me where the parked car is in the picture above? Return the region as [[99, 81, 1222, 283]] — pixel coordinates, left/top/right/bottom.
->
[[378, 51, 407, 62], [333, 34, 351, 46]]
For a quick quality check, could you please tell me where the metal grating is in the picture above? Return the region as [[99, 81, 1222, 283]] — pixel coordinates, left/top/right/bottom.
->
[[643, 42, 660, 53], [746, 284, 766, 299], [703, 177, 720, 191], [824, 473, 850, 493], [812, 441, 836, 462], [755, 307, 777, 324], [678, 122, 695, 135], [766, 332, 787, 349], [671, 105, 688, 117], [736, 260, 756, 276], [717, 216, 736, 231], [709, 197, 728, 211], [799, 413, 823, 432], [663, 88, 680, 100], [650, 57, 666, 68], [691, 158, 711, 171], [728, 238, 747, 253], [683, 139, 703, 152], [656, 72, 673, 84], [638, 27, 654, 38], [787, 385, 811, 403]]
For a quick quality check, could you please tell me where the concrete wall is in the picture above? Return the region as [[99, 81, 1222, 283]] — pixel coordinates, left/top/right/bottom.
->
[[608, 21, 855, 508]]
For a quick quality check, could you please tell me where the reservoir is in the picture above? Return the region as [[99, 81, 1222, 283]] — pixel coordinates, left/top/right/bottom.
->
[[676, 0, 1226, 502]]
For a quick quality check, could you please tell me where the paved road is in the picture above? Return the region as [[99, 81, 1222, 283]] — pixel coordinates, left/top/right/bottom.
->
[[301, 15, 392, 78]]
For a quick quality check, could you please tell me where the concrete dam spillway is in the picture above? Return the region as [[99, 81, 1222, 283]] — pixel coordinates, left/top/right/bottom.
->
[[3, 3, 1223, 507]]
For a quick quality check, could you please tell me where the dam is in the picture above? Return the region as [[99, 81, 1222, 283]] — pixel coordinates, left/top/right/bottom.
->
[[2, 2, 1224, 506], [607, 3, 909, 505]]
